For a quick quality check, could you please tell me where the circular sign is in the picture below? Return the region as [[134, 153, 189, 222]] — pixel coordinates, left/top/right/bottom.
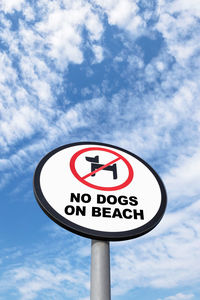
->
[[33, 142, 167, 241]]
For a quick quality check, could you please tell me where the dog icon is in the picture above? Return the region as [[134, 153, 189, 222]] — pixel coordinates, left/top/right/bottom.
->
[[85, 156, 117, 179]]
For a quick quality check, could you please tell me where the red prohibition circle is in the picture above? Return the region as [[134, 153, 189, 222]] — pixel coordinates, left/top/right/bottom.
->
[[70, 147, 134, 191]]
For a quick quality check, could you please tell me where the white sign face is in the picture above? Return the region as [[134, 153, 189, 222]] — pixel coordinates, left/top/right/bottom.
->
[[33, 142, 167, 241]]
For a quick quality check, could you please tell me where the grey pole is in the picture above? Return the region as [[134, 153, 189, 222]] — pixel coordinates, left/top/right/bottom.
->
[[90, 240, 111, 300]]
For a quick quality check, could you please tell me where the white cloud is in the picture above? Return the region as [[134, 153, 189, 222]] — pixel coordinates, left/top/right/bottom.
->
[[0, 97, 105, 183], [1, 106, 46, 146], [156, 0, 200, 66], [0, 52, 17, 83], [0, 239, 90, 300], [0, 0, 104, 162], [163, 150, 200, 200], [5, 265, 87, 300], [0, 0, 25, 13], [93, 0, 145, 35], [111, 199, 200, 296], [85, 9, 103, 41], [23, 5, 35, 21], [1, 0, 199, 179], [0, 159, 12, 171], [160, 0, 200, 17], [158, 292, 194, 300], [36, 8, 84, 68], [35, 0, 104, 69], [92, 44, 104, 63], [0, 0, 104, 145]]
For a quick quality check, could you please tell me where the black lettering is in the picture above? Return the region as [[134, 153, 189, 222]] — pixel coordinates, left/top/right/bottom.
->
[[92, 207, 101, 217], [107, 195, 117, 205], [81, 193, 91, 203], [65, 205, 75, 215], [122, 209, 132, 219], [102, 207, 111, 217], [118, 196, 128, 205], [70, 193, 80, 203], [133, 209, 144, 219], [97, 194, 106, 204], [129, 196, 138, 206], [76, 206, 86, 216], [112, 208, 123, 218]]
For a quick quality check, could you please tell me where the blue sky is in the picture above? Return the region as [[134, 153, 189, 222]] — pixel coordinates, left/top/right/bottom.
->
[[0, 0, 200, 299]]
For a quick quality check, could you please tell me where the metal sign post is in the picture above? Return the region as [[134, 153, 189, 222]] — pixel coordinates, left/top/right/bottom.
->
[[91, 240, 111, 300]]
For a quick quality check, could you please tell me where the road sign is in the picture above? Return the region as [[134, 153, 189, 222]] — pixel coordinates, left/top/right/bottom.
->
[[33, 142, 167, 241]]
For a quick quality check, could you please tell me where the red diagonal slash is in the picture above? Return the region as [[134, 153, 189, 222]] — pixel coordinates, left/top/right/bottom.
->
[[70, 146, 134, 191], [82, 157, 121, 180]]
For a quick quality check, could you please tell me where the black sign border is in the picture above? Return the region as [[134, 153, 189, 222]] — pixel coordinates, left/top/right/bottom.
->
[[33, 141, 167, 241]]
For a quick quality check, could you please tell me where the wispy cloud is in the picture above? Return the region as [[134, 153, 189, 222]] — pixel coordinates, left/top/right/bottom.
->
[[110, 198, 200, 295], [0, 0, 105, 189], [0, 0, 25, 14], [93, 0, 146, 36], [1, 0, 200, 182], [163, 149, 200, 203], [0, 237, 90, 300], [158, 292, 195, 300]]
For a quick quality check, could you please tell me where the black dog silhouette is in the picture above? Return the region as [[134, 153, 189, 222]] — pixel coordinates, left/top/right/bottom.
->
[[85, 156, 117, 179]]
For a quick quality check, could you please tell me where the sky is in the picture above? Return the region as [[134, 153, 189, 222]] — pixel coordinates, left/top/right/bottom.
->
[[0, 0, 200, 299]]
